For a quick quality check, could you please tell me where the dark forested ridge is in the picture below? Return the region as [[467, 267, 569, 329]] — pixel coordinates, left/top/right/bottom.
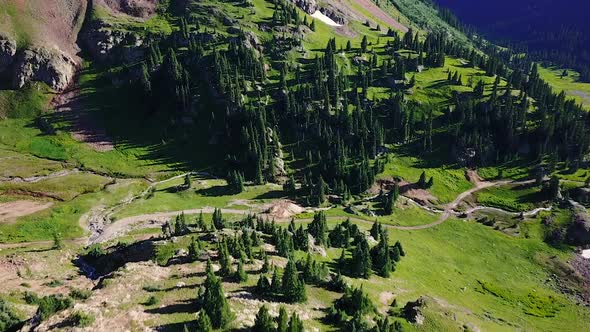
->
[[432, 0, 590, 80]]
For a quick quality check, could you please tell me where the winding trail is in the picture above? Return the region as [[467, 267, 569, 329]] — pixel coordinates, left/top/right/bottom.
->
[[0, 172, 557, 249]]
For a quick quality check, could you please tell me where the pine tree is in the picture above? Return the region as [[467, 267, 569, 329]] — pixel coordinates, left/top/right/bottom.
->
[[308, 211, 328, 246], [418, 171, 427, 189], [197, 211, 206, 231], [235, 259, 248, 282], [218, 239, 233, 276], [351, 237, 372, 278], [188, 237, 201, 262], [256, 275, 271, 297], [371, 230, 393, 277], [212, 208, 225, 230], [277, 306, 289, 332], [252, 305, 275, 332], [270, 267, 282, 295], [287, 313, 304, 332], [282, 260, 307, 303], [195, 311, 213, 332], [361, 35, 368, 53], [370, 220, 382, 239], [201, 262, 233, 328]]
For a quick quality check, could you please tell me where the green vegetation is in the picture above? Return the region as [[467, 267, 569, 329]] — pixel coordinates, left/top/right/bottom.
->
[[0, 83, 51, 119], [0, 298, 20, 332], [1, 0, 590, 331], [539, 66, 590, 110], [475, 184, 543, 212]]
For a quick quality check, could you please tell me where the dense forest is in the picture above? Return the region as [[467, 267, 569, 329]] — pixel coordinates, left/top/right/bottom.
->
[[131, 0, 590, 206], [432, 0, 590, 81]]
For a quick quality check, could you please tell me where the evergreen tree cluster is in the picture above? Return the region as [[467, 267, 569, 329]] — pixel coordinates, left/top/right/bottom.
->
[[252, 305, 305, 332], [256, 260, 307, 303]]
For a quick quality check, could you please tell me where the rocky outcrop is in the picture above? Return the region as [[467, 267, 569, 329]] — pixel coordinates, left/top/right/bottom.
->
[[288, 0, 317, 14], [320, 7, 347, 25], [567, 212, 590, 246], [0, 34, 17, 73], [402, 297, 427, 325], [81, 20, 147, 63], [12, 47, 77, 91]]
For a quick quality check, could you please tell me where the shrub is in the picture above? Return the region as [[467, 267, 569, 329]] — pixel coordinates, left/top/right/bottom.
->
[[36, 295, 73, 321], [144, 296, 159, 306], [69, 289, 92, 300], [0, 298, 21, 332], [69, 311, 95, 327]]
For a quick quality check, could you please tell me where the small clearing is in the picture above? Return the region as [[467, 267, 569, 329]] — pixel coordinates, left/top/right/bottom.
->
[[311, 10, 342, 27], [0, 200, 53, 223]]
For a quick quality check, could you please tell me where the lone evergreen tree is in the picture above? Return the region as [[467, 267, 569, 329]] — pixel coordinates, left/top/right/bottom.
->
[[201, 262, 233, 328]]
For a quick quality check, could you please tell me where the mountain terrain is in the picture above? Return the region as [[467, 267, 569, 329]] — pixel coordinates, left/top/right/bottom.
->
[[1, 0, 590, 331]]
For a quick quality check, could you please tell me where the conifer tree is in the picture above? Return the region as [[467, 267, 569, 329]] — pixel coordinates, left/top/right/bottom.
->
[[188, 237, 201, 262], [308, 211, 328, 245], [282, 260, 307, 303], [253, 305, 275, 332], [235, 259, 248, 282], [277, 306, 289, 332], [201, 262, 233, 328], [270, 267, 282, 295], [212, 208, 225, 230], [287, 313, 304, 332], [195, 311, 213, 332], [361, 35, 368, 53], [351, 237, 372, 278]]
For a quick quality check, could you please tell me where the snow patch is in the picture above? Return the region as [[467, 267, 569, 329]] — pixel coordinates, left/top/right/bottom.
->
[[582, 249, 590, 259], [311, 11, 342, 27]]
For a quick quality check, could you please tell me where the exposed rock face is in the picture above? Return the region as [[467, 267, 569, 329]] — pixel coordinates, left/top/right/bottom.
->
[[288, 0, 317, 14], [0, 34, 17, 73], [81, 20, 147, 63], [12, 47, 77, 91], [320, 7, 347, 25]]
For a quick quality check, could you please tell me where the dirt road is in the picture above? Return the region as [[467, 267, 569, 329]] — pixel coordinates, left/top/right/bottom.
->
[[0, 173, 547, 249]]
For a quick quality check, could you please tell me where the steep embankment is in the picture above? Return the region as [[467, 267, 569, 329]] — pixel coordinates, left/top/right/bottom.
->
[[0, 0, 159, 93], [0, 0, 88, 91]]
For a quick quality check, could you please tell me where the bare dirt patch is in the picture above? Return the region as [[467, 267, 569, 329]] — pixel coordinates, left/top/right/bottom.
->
[[97, 0, 157, 19], [398, 180, 438, 205], [353, 0, 408, 32], [0, 200, 53, 223], [264, 200, 305, 219]]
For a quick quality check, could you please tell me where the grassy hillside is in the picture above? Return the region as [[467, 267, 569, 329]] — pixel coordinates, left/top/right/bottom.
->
[[1, 0, 590, 331]]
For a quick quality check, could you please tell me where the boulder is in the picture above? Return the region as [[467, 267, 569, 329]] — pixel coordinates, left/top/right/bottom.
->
[[567, 212, 590, 246], [0, 34, 17, 73], [12, 47, 77, 91], [402, 297, 427, 325]]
